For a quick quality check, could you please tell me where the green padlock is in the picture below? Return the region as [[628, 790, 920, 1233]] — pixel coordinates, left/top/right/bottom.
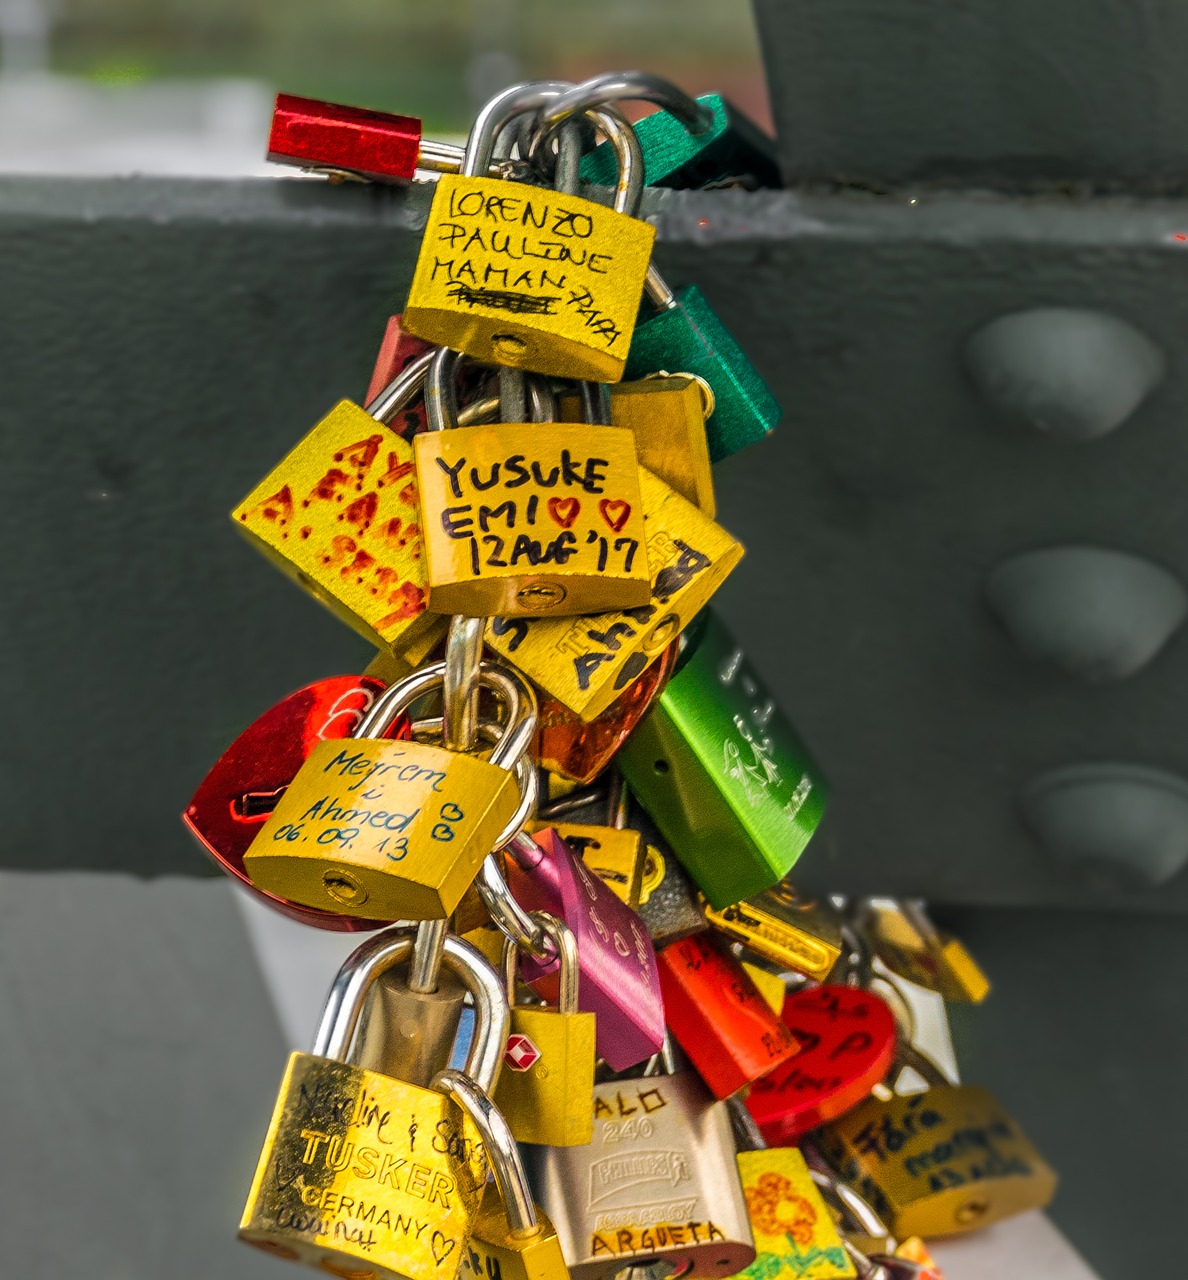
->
[[625, 268, 782, 462], [618, 610, 827, 909], [581, 93, 781, 191]]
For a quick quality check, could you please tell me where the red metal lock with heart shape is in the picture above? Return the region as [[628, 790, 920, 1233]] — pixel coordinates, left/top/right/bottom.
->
[[746, 983, 898, 1144], [182, 675, 408, 930]]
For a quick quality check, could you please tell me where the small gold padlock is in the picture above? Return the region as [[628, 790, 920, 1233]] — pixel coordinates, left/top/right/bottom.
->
[[403, 83, 655, 381], [815, 1083, 1058, 1239], [242, 658, 532, 921], [532, 820, 646, 908], [234, 353, 439, 654], [558, 373, 717, 517], [857, 899, 991, 1004], [414, 348, 652, 617], [240, 928, 504, 1280], [492, 913, 596, 1147], [486, 467, 743, 720], [704, 881, 845, 982]]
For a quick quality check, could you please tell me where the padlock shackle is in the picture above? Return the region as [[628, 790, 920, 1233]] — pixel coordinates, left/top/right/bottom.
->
[[314, 929, 509, 1092], [528, 101, 644, 218], [536, 71, 713, 141], [426, 345, 461, 433], [444, 614, 484, 754], [801, 1141, 896, 1247], [725, 1095, 766, 1153], [363, 346, 436, 424], [431, 1068, 540, 1240], [504, 911, 579, 1014], [462, 79, 573, 179]]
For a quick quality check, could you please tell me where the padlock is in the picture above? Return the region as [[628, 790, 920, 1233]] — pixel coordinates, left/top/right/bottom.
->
[[440, 1069, 569, 1280], [536, 637, 678, 785], [557, 374, 717, 517], [487, 468, 743, 720], [626, 268, 781, 463], [619, 609, 827, 909], [233, 349, 438, 653], [414, 346, 652, 617], [855, 900, 990, 1005], [242, 657, 533, 921], [633, 809, 709, 946], [240, 928, 506, 1279], [365, 315, 438, 418], [493, 912, 596, 1146], [740, 962, 788, 1016], [815, 1081, 1058, 1240], [503, 826, 665, 1071], [704, 881, 845, 982], [403, 82, 655, 381], [183, 674, 406, 931], [727, 1100, 857, 1280], [524, 1040, 757, 1280], [657, 931, 800, 1099], [746, 985, 898, 1146]]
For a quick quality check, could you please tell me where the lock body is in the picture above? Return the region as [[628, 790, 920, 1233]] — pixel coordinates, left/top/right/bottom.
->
[[735, 1146, 856, 1280], [536, 822, 647, 908], [403, 175, 655, 382], [619, 610, 827, 909], [741, 962, 787, 1015], [268, 93, 423, 182], [558, 376, 716, 516], [234, 400, 433, 652], [493, 1002, 597, 1146], [658, 932, 800, 1099], [634, 820, 709, 946], [353, 959, 468, 1085], [240, 1052, 488, 1280], [242, 737, 519, 920], [625, 285, 781, 463], [815, 1085, 1058, 1239], [414, 422, 651, 617], [704, 883, 844, 981], [859, 900, 991, 1004], [460, 1186, 570, 1280], [487, 469, 743, 720], [581, 94, 781, 192], [525, 1070, 756, 1280]]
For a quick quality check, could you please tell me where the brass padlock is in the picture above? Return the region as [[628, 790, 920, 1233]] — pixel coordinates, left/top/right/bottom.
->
[[493, 912, 597, 1147], [443, 1070, 569, 1280], [558, 373, 717, 516], [404, 82, 655, 382], [243, 658, 533, 920], [815, 1080, 1058, 1239], [704, 881, 845, 982], [532, 777, 646, 908], [240, 928, 507, 1280], [234, 349, 439, 654], [487, 467, 743, 719], [414, 346, 652, 617], [855, 899, 991, 1004]]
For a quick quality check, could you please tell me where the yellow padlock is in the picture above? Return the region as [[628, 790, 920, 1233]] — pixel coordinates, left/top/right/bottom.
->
[[704, 882, 846, 982], [414, 347, 652, 617], [492, 913, 596, 1147], [558, 373, 717, 517], [857, 899, 991, 1004], [240, 928, 505, 1280], [403, 83, 655, 381], [234, 351, 438, 654], [486, 467, 744, 720], [243, 658, 533, 921]]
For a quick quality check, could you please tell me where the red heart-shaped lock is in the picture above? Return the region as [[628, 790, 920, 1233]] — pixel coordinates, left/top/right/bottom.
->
[[183, 675, 407, 931], [746, 984, 897, 1144]]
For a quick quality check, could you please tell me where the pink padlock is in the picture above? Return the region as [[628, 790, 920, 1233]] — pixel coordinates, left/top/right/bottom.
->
[[505, 827, 665, 1071]]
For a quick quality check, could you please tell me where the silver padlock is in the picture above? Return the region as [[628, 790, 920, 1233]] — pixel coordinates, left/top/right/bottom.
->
[[524, 1039, 755, 1280]]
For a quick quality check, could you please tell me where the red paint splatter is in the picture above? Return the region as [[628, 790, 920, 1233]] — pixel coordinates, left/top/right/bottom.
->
[[342, 492, 379, 531], [333, 434, 382, 471], [306, 469, 351, 503], [318, 534, 358, 567], [376, 582, 427, 628], [376, 453, 415, 489], [251, 485, 293, 525], [341, 549, 376, 580]]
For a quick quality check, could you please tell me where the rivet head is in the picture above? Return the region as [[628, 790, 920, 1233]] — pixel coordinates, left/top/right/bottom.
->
[[964, 307, 1164, 440]]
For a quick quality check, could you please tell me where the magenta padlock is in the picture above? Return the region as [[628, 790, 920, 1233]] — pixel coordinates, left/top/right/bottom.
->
[[505, 826, 665, 1071]]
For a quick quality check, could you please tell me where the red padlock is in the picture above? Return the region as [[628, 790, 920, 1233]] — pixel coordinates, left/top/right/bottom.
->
[[183, 675, 408, 930], [658, 931, 801, 1099], [365, 315, 438, 416], [746, 984, 898, 1144], [268, 93, 423, 183]]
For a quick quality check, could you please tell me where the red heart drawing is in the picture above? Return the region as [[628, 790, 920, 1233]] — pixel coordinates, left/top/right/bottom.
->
[[598, 499, 631, 532], [745, 984, 897, 1144], [548, 497, 580, 529]]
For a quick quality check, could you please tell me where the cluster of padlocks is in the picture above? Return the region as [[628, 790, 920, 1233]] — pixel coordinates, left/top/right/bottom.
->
[[183, 72, 1057, 1280]]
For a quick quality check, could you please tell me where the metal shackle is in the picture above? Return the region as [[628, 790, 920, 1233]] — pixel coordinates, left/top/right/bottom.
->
[[363, 345, 436, 425], [461, 79, 573, 180], [432, 1068, 541, 1240], [801, 1142, 897, 1251], [537, 70, 713, 143], [504, 912, 579, 1014], [528, 100, 645, 219], [312, 927, 509, 1092]]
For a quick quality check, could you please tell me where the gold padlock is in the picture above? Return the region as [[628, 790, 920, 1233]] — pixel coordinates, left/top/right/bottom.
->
[[240, 928, 505, 1280], [815, 1081, 1058, 1239], [558, 373, 717, 517], [857, 899, 991, 1004], [704, 881, 845, 982], [530, 778, 646, 908], [445, 1069, 570, 1280], [243, 658, 533, 921], [493, 912, 596, 1147], [414, 347, 652, 617], [403, 83, 655, 381], [234, 351, 439, 654], [486, 467, 743, 719]]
